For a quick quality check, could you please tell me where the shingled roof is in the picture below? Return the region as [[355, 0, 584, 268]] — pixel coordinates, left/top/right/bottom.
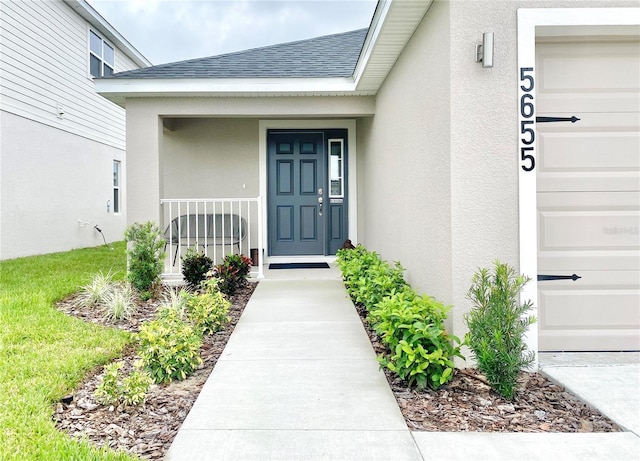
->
[[108, 28, 368, 79]]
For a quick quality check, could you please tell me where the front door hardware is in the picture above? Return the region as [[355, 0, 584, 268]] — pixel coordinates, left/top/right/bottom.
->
[[537, 274, 582, 282], [536, 116, 580, 123]]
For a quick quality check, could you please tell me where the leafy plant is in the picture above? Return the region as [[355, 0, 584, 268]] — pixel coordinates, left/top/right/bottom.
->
[[181, 249, 213, 290], [77, 270, 114, 307], [102, 283, 136, 321], [182, 290, 231, 335], [121, 364, 154, 406], [336, 246, 463, 389], [94, 361, 123, 405], [137, 312, 203, 383], [372, 288, 462, 389], [337, 246, 407, 310], [124, 221, 166, 299], [213, 254, 252, 295], [464, 261, 536, 400], [94, 360, 152, 406]]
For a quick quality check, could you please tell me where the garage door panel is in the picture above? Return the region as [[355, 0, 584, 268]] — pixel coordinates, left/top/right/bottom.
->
[[537, 41, 640, 92], [539, 252, 639, 271], [539, 210, 640, 251], [540, 331, 640, 352], [538, 130, 639, 172], [540, 289, 640, 329]]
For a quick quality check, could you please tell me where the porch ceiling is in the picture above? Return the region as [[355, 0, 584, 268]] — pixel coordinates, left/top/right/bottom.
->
[[95, 0, 434, 108]]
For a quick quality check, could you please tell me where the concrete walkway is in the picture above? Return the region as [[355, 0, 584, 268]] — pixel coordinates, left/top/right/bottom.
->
[[166, 268, 640, 461]]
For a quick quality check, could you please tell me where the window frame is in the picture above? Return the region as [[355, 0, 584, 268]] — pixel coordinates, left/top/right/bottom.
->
[[113, 160, 121, 214], [328, 138, 345, 198], [88, 28, 115, 79]]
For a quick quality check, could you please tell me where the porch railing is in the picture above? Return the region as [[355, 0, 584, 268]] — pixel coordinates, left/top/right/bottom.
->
[[160, 197, 264, 279]]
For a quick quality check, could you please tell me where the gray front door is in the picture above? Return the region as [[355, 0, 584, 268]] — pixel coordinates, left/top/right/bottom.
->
[[268, 132, 325, 256]]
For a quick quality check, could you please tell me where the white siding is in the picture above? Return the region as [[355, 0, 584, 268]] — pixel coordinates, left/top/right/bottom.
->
[[0, 0, 138, 149]]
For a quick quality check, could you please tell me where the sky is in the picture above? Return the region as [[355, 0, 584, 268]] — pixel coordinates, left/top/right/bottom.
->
[[88, 0, 378, 65]]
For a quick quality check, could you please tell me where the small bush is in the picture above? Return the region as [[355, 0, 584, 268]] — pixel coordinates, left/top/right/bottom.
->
[[213, 254, 252, 296], [94, 361, 122, 405], [137, 312, 203, 383], [337, 246, 407, 309], [78, 270, 114, 307], [102, 283, 136, 321], [336, 246, 463, 389], [371, 289, 462, 389], [181, 249, 213, 290], [94, 361, 152, 406], [182, 290, 231, 335], [464, 261, 536, 400], [124, 221, 166, 299]]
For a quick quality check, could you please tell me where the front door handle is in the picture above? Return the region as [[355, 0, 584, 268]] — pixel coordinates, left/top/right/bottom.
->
[[318, 196, 323, 216]]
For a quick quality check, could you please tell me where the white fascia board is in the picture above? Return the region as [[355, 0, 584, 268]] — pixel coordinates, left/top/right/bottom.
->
[[95, 77, 359, 100], [64, 0, 152, 68], [352, 0, 392, 86]]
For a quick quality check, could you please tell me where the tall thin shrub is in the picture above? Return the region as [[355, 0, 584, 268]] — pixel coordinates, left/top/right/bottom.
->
[[464, 261, 536, 400], [124, 221, 165, 299]]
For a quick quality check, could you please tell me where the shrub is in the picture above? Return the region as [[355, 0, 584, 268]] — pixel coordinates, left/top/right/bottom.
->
[[213, 254, 252, 296], [464, 261, 536, 400], [336, 246, 463, 389], [94, 361, 153, 406], [337, 246, 407, 309], [78, 270, 114, 307], [124, 221, 166, 299], [102, 283, 136, 321], [94, 361, 122, 405], [181, 249, 213, 291], [137, 311, 203, 383], [372, 288, 463, 389], [182, 290, 231, 335]]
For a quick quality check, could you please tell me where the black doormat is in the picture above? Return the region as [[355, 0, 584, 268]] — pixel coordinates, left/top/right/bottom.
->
[[269, 262, 330, 270]]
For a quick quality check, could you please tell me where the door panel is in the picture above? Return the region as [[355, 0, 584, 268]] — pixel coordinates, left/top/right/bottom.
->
[[536, 39, 640, 351], [268, 132, 325, 256]]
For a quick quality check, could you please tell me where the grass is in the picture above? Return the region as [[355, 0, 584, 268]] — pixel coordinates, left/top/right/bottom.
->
[[0, 242, 136, 460]]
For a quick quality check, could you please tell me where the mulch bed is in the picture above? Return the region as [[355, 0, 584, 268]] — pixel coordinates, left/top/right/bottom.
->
[[54, 282, 620, 460], [354, 303, 621, 433]]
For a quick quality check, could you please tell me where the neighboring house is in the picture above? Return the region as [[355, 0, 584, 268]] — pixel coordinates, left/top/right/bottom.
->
[[95, 0, 640, 361], [0, 0, 150, 260]]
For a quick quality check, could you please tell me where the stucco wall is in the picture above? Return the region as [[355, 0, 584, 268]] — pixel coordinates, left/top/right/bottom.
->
[[161, 118, 259, 199], [0, 111, 126, 259], [358, 0, 453, 308], [358, 0, 638, 350]]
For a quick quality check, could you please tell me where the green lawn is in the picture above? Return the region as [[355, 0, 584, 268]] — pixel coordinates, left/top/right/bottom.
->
[[0, 243, 136, 460]]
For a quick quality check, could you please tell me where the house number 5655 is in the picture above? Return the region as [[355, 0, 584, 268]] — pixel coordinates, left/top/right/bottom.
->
[[519, 67, 535, 172]]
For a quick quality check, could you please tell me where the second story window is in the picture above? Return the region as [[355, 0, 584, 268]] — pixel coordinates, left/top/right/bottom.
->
[[89, 30, 114, 78]]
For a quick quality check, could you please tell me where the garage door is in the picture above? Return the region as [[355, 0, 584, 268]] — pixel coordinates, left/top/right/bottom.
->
[[536, 37, 640, 351]]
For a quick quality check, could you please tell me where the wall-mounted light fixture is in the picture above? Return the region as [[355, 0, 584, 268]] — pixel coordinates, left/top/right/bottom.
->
[[476, 32, 494, 68]]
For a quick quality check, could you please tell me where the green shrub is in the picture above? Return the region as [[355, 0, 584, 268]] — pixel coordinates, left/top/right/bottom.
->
[[182, 290, 231, 335], [464, 261, 536, 400], [336, 246, 463, 389], [124, 221, 166, 299], [181, 249, 213, 291], [77, 270, 115, 307], [94, 361, 153, 406], [372, 289, 463, 389], [94, 361, 122, 406], [337, 246, 407, 309], [213, 254, 252, 295], [137, 312, 203, 383]]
